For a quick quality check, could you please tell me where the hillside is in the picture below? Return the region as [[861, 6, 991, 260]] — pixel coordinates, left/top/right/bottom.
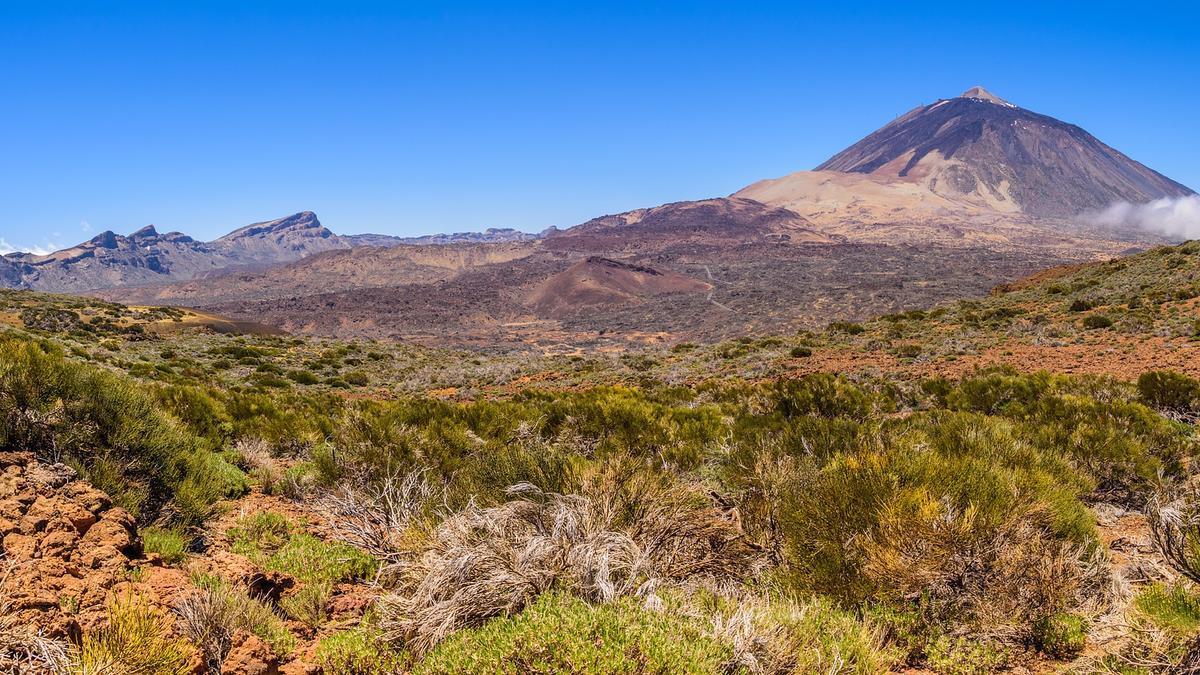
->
[[6, 239, 1200, 673], [524, 256, 711, 318], [815, 87, 1194, 217], [14, 240, 1200, 395]]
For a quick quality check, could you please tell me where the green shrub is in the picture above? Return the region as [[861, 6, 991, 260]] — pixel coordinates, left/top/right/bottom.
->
[[828, 321, 866, 335], [415, 592, 733, 674], [789, 346, 813, 358], [1082, 314, 1114, 329], [1138, 370, 1200, 412], [316, 625, 409, 675], [173, 452, 247, 524], [924, 635, 1009, 674], [228, 512, 376, 627], [0, 337, 240, 525], [343, 371, 370, 386], [228, 511, 292, 557], [265, 532, 377, 585], [777, 411, 1095, 630], [141, 527, 190, 565], [78, 594, 193, 674], [1069, 298, 1097, 312], [942, 371, 1189, 502], [286, 369, 321, 385], [280, 580, 333, 628], [1134, 583, 1200, 634], [771, 373, 883, 422], [1032, 613, 1087, 657]]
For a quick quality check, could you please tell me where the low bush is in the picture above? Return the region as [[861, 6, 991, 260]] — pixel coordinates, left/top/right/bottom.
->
[[286, 369, 321, 385], [777, 411, 1101, 635], [1134, 583, 1200, 634], [828, 321, 866, 335], [280, 580, 334, 628], [924, 635, 1009, 674], [78, 594, 193, 674], [142, 526, 190, 565], [228, 512, 376, 627], [771, 373, 885, 422], [414, 592, 734, 675], [1032, 612, 1087, 657], [0, 337, 242, 525], [316, 624, 409, 675], [1138, 370, 1200, 413], [1069, 298, 1097, 312]]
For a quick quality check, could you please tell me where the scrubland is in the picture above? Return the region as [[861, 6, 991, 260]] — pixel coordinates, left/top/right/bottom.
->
[[5, 241, 1200, 672]]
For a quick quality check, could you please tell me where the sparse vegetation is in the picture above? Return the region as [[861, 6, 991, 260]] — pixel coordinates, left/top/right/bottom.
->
[[5, 241, 1200, 672], [76, 594, 193, 674], [141, 526, 190, 565]]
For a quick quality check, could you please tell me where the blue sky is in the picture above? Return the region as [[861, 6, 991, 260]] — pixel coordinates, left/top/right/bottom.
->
[[1, 1, 1197, 251]]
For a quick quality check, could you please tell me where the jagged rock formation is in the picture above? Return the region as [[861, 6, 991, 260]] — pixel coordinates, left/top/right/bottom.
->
[[0, 212, 349, 293]]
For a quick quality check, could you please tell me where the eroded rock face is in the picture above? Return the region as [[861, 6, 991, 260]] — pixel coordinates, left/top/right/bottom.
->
[[0, 451, 137, 638]]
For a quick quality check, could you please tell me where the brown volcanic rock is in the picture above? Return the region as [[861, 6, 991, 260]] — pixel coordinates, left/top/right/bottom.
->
[[814, 87, 1194, 217], [544, 197, 839, 252], [526, 256, 710, 318], [0, 451, 137, 638]]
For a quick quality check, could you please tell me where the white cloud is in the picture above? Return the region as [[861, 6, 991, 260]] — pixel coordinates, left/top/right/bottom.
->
[[1091, 195, 1200, 239], [0, 238, 58, 256], [81, 220, 92, 232]]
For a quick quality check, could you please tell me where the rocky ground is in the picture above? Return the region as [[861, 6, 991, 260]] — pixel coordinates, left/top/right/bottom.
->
[[0, 442, 1181, 674], [0, 450, 378, 674]]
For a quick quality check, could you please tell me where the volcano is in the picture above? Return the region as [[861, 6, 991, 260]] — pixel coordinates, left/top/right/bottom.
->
[[812, 87, 1193, 217]]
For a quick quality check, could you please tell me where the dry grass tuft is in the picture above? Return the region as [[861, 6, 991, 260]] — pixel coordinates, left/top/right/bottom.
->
[[707, 590, 897, 675], [174, 584, 295, 672], [1149, 478, 1200, 584], [236, 438, 285, 494], [379, 478, 762, 656], [318, 467, 439, 570]]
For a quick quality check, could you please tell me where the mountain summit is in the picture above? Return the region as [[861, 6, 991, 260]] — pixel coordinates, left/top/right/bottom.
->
[[814, 88, 1194, 217], [959, 86, 1012, 106]]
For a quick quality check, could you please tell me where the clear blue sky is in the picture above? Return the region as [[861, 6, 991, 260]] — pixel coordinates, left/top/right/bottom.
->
[[1, 1, 1197, 252]]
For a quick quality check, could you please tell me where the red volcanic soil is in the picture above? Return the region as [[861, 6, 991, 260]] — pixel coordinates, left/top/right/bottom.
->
[[525, 256, 710, 318]]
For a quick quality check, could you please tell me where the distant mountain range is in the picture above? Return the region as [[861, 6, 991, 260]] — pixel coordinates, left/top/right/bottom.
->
[[0, 213, 542, 293], [15, 87, 1199, 345]]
